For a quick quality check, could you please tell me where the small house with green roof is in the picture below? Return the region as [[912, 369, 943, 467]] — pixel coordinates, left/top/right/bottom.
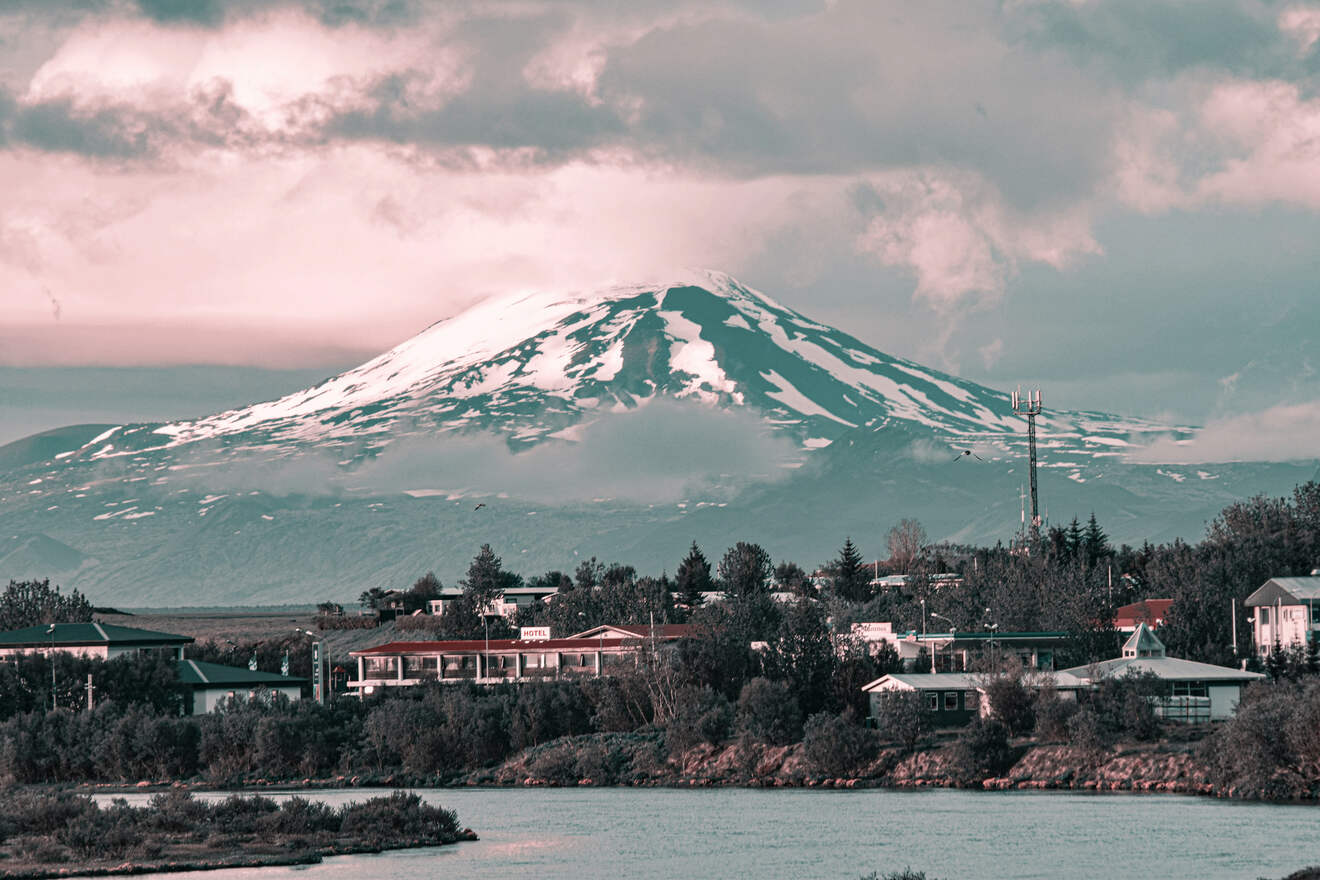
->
[[0, 622, 193, 660], [176, 660, 304, 715]]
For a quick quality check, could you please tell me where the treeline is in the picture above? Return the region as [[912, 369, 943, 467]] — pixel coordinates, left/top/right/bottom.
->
[[0, 788, 463, 870]]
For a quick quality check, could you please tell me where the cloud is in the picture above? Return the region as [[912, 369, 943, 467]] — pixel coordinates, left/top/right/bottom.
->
[[166, 399, 799, 502], [1128, 401, 1320, 463]]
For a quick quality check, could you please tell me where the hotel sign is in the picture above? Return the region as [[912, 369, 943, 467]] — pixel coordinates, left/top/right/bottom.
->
[[520, 626, 552, 641]]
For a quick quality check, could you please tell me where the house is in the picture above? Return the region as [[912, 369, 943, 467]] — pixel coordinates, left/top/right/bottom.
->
[[1058, 624, 1264, 721], [0, 622, 194, 660], [1113, 598, 1173, 633], [1244, 576, 1320, 656], [426, 584, 560, 620], [176, 659, 304, 714], [348, 625, 689, 694], [862, 672, 987, 726], [888, 629, 1067, 672]]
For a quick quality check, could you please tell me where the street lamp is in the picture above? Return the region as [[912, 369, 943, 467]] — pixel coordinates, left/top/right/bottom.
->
[[295, 628, 325, 704], [47, 623, 56, 710]]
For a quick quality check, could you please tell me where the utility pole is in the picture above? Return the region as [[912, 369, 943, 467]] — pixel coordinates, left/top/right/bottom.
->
[[1012, 387, 1043, 543], [86, 674, 95, 711]]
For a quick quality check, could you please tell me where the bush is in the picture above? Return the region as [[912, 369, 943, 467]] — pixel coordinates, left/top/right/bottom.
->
[[736, 678, 802, 746], [980, 671, 1036, 736], [1032, 688, 1079, 741], [870, 691, 932, 752], [947, 717, 1015, 786], [664, 685, 734, 757], [802, 710, 878, 777]]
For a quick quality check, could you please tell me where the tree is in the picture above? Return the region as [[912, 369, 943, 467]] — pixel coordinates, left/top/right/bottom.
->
[[774, 561, 811, 596], [357, 587, 387, 612], [735, 677, 802, 745], [461, 544, 518, 609], [886, 519, 926, 573], [763, 599, 837, 716], [831, 537, 871, 603], [402, 572, 443, 613], [717, 542, 772, 600], [1082, 513, 1111, 568], [0, 580, 93, 630], [675, 542, 713, 610]]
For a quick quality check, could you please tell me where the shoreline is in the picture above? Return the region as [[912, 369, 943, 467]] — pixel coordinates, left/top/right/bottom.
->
[[62, 737, 1320, 806]]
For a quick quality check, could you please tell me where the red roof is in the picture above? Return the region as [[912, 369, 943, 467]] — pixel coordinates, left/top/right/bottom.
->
[[353, 637, 644, 656], [1114, 599, 1172, 628]]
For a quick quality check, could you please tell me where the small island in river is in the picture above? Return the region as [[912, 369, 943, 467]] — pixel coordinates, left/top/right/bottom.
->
[[0, 789, 474, 880]]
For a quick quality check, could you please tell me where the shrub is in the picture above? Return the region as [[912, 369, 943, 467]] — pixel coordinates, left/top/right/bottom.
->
[[736, 678, 802, 746], [947, 717, 1015, 786], [979, 671, 1036, 736], [802, 710, 878, 777], [1032, 688, 1079, 742], [664, 685, 734, 757], [870, 691, 932, 752]]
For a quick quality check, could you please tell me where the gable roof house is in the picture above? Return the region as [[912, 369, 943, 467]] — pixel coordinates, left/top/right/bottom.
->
[[1244, 576, 1320, 656], [0, 622, 193, 660], [1058, 624, 1263, 721]]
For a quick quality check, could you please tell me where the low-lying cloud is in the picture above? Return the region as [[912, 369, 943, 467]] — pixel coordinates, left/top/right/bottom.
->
[[164, 399, 801, 503], [1127, 401, 1320, 464]]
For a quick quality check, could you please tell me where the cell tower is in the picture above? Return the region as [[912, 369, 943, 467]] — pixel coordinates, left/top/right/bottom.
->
[[1011, 387, 1043, 540]]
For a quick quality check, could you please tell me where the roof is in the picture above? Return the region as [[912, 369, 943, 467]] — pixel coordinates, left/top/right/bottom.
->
[[353, 636, 647, 656], [569, 624, 693, 640], [0, 621, 194, 648], [176, 659, 304, 687], [862, 673, 982, 692], [1058, 656, 1265, 683], [1114, 599, 1172, 626], [1245, 577, 1320, 606], [1123, 623, 1166, 658], [898, 631, 1067, 644]]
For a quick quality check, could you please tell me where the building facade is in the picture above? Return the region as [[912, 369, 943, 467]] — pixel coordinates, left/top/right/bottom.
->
[[1245, 576, 1320, 656]]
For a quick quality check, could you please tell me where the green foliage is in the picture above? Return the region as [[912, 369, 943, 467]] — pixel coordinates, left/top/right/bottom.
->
[[735, 677, 802, 746], [663, 684, 734, 757], [718, 541, 773, 601], [869, 690, 932, 751], [802, 709, 877, 777], [832, 537, 871, 603], [1199, 680, 1320, 799], [946, 717, 1015, 785], [0, 579, 93, 630], [675, 541, 713, 611], [978, 668, 1036, 736], [762, 598, 837, 717]]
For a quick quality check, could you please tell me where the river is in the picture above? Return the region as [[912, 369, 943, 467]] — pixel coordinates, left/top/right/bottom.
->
[[90, 787, 1316, 880]]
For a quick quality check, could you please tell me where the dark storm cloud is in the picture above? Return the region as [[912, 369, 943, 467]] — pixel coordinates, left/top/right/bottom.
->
[[0, 80, 257, 159]]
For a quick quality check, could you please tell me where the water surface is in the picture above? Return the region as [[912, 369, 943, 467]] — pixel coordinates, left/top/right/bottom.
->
[[92, 787, 1315, 880]]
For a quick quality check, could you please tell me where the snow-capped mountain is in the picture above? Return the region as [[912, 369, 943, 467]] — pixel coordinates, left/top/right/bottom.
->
[[0, 272, 1312, 606], [72, 271, 1175, 465]]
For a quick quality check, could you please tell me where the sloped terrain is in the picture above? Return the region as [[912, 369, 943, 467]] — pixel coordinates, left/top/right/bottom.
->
[[0, 272, 1312, 605]]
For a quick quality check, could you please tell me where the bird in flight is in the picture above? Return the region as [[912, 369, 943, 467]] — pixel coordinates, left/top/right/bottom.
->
[[473, 503, 487, 511], [954, 449, 984, 462]]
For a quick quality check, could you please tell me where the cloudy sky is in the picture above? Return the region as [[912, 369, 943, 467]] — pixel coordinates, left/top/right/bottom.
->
[[1, 0, 1319, 449]]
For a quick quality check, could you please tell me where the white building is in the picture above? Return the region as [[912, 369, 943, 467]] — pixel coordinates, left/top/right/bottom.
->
[[1058, 624, 1263, 721], [1244, 576, 1320, 656], [176, 659, 304, 714], [426, 584, 559, 620]]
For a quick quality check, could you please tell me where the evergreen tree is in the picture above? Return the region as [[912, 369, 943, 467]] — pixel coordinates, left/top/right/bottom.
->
[[1082, 513, 1111, 568], [1065, 517, 1084, 560], [718, 542, 773, 600], [832, 537, 871, 603], [675, 542, 713, 610]]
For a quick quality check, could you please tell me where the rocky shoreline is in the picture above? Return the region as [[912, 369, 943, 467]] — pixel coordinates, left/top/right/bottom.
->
[[62, 731, 1315, 804]]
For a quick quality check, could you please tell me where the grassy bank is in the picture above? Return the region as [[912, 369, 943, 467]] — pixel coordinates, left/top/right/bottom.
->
[[0, 789, 474, 880]]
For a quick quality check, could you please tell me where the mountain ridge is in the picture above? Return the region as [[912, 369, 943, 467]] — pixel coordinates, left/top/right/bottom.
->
[[0, 271, 1312, 605]]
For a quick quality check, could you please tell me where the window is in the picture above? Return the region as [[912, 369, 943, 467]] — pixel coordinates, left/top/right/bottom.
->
[[925, 692, 938, 710], [1172, 681, 1208, 698], [944, 692, 959, 711], [1260, 607, 1271, 625]]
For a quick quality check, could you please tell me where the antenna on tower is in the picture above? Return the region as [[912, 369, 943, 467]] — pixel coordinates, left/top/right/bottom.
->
[[1011, 386, 1043, 544]]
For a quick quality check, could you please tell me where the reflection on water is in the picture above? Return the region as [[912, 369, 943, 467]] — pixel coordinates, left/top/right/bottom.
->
[[88, 786, 1312, 880]]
